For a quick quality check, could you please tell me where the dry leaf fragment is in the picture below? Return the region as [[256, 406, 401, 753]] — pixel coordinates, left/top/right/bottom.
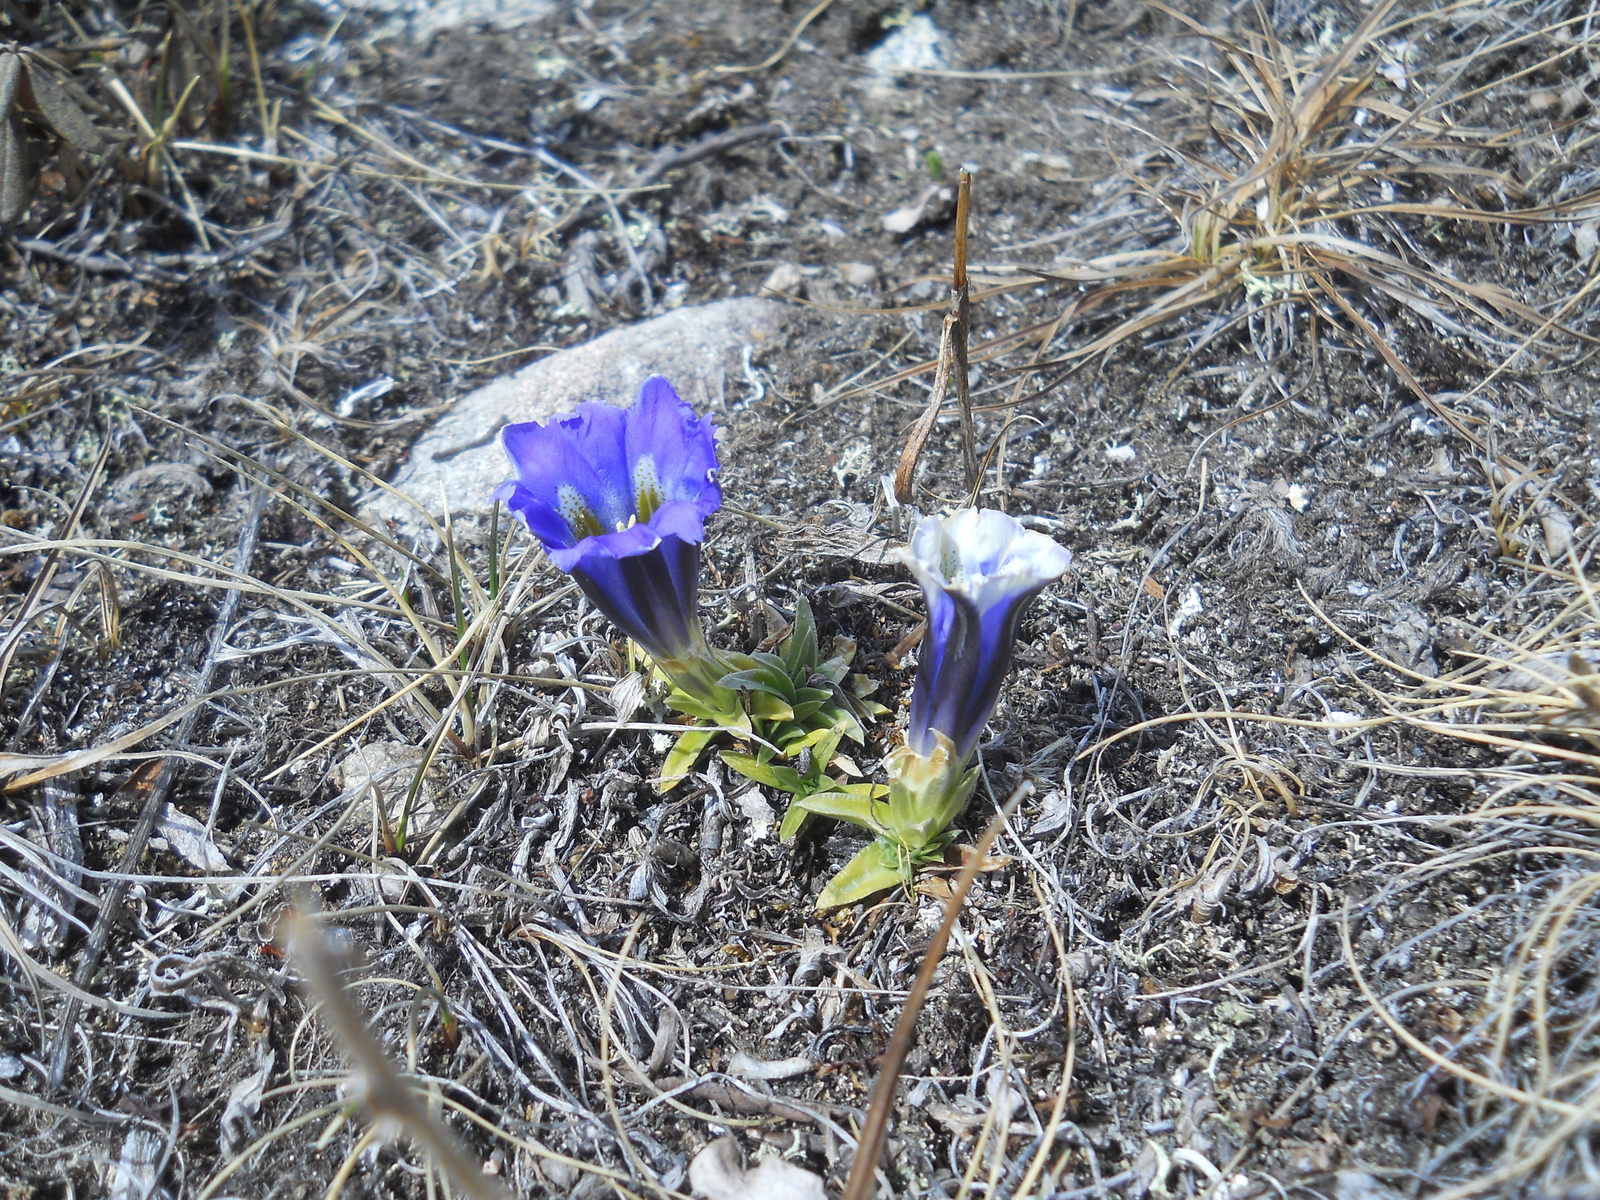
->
[[0, 45, 108, 223], [0, 99, 30, 223], [689, 1137, 826, 1200], [881, 184, 947, 233], [22, 59, 106, 151]]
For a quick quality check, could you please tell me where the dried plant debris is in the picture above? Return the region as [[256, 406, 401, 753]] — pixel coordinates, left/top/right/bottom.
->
[[0, 43, 107, 222], [3, 2, 1600, 1198], [972, 1, 1600, 424]]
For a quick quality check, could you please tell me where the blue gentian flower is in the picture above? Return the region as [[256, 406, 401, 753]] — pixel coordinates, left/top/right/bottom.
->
[[806, 508, 1072, 908], [496, 376, 725, 693], [902, 509, 1072, 761]]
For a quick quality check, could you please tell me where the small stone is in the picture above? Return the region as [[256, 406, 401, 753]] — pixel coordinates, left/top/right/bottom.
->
[[837, 261, 878, 288], [864, 15, 947, 82], [367, 298, 790, 529], [335, 741, 445, 839], [335, 0, 556, 40], [760, 262, 804, 298]]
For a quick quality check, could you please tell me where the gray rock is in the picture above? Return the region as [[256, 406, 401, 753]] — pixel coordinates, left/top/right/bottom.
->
[[329, 0, 556, 41], [368, 297, 790, 530]]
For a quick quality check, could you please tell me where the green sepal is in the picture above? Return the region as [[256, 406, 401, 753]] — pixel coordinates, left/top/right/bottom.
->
[[660, 727, 717, 792], [815, 839, 912, 910]]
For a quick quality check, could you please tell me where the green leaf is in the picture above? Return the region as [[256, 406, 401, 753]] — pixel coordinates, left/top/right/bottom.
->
[[778, 802, 812, 841], [816, 840, 911, 910], [718, 668, 796, 703], [801, 725, 844, 777], [792, 787, 886, 832], [782, 596, 820, 677], [659, 728, 717, 792], [665, 694, 722, 721], [749, 649, 790, 672], [748, 691, 795, 723], [791, 699, 825, 725], [720, 750, 806, 795], [811, 704, 865, 745]]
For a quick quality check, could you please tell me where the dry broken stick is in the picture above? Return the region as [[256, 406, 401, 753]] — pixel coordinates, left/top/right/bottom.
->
[[282, 899, 514, 1200], [951, 169, 977, 493], [839, 780, 1035, 1200], [893, 169, 977, 504]]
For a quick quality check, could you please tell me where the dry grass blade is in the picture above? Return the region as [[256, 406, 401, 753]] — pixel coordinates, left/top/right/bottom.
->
[[1302, 510, 1600, 1195], [956, 0, 1600, 447], [281, 899, 514, 1200], [0, 433, 108, 706], [43, 486, 267, 1089], [842, 780, 1034, 1200]]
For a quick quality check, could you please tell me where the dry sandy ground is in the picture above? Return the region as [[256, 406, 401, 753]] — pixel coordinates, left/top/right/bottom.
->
[[3, 2, 1600, 1198]]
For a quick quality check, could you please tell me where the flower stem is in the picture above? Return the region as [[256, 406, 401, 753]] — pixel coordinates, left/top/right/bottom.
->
[[654, 624, 740, 714]]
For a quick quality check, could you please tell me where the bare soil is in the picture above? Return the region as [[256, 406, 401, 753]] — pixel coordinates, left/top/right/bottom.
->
[[3, 3, 1599, 1199]]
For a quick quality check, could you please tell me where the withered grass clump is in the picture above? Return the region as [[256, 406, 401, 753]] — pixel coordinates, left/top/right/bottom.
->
[[975, 0, 1600, 428], [1308, 506, 1600, 1197]]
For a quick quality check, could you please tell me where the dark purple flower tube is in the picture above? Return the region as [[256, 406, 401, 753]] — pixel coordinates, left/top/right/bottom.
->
[[903, 509, 1072, 761], [495, 376, 724, 691]]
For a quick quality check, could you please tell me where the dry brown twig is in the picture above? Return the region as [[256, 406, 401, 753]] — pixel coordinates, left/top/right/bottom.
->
[[887, 1, 1600, 489], [841, 779, 1035, 1200], [894, 168, 977, 505], [280, 898, 514, 1200]]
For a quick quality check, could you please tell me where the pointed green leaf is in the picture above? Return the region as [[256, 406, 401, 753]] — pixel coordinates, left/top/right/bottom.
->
[[720, 750, 786, 788], [748, 691, 795, 723], [720, 750, 806, 794], [803, 725, 844, 777], [659, 728, 717, 792], [782, 597, 820, 677], [816, 841, 911, 910], [750, 649, 789, 671], [779, 802, 812, 841], [665, 694, 722, 720], [791, 700, 825, 725], [792, 789, 884, 832], [718, 668, 796, 703]]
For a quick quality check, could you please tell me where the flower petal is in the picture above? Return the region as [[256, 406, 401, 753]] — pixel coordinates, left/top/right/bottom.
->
[[500, 418, 604, 543], [567, 533, 702, 663], [496, 378, 725, 681], [494, 479, 576, 549], [624, 376, 721, 521], [900, 509, 1070, 759]]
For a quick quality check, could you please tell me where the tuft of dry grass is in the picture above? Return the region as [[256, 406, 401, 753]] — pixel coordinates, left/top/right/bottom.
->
[[959, 0, 1600, 454], [1297, 500, 1600, 1196]]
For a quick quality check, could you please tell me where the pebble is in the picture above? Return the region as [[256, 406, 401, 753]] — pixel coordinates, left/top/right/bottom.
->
[[367, 297, 790, 530]]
